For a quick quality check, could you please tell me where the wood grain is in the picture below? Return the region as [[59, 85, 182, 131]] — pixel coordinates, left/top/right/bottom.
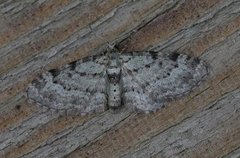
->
[[0, 0, 239, 157]]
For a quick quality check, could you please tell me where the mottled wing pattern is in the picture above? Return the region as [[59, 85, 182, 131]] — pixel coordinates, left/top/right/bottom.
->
[[27, 55, 108, 115], [120, 52, 208, 113]]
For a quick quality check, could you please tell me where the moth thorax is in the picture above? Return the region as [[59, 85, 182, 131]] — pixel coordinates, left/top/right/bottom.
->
[[106, 67, 121, 83]]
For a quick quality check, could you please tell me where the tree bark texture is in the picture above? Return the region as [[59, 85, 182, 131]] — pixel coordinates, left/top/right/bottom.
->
[[0, 0, 240, 157]]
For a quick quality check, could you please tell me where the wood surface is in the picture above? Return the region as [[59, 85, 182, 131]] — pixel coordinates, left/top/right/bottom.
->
[[0, 0, 239, 157]]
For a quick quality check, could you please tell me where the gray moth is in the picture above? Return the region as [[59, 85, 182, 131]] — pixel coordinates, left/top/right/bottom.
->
[[27, 51, 208, 115]]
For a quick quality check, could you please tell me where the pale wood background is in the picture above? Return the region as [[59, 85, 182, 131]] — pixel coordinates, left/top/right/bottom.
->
[[0, 0, 240, 157]]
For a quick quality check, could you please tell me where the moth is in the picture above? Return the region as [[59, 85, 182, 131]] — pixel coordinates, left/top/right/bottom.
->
[[27, 51, 208, 115]]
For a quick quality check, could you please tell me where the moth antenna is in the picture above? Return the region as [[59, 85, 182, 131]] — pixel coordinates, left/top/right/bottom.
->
[[89, 25, 121, 56], [89, 25, 116, 52]]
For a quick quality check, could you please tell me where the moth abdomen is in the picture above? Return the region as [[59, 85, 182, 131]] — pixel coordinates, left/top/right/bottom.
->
[[107, 82, 122, 109]]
